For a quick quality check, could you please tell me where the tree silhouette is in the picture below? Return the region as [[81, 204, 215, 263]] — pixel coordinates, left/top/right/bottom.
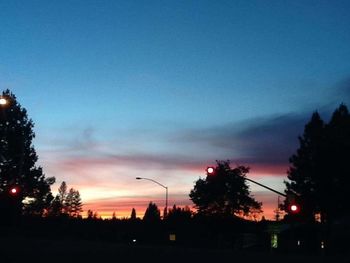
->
[[112, 211, 117, 220], [166, 205, 192, 222], [130, 208, 137, 220], [284, 104, 350, 223], [284, 112, 325, 221], [189, 160, 262, 218], [48, 181, 82, 217], [0, 89, 55, 218], [65, 188, 83, 217], [87, 209, 94, 220], [143, 202, 161, 222]]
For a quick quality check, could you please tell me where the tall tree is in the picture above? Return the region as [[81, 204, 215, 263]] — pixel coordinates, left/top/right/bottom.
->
[[284, 112, 325, 221], [65, 188, 83, 217], [0, 89, 55, 217], [130, 208, 137, 220], [189, 160, 262, 218], [325, 104, 350, 221], [57, 181, 68, 214], [49, 181, 82, 217], [284, 104, 350, 223], [143, 202, 161, 222]]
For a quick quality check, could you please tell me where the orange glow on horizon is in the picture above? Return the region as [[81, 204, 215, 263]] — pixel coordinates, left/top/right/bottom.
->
[[81, 195, 280, 221], [46, 154, 287, 221]]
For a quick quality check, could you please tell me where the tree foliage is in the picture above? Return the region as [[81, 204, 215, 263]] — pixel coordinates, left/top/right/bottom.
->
[[284, 104, 350, 222], [65, 188, 83, 217], [0, 89, 55, 217], [166, 205, 192, 222], [189, 160, 262, 218], [48, 181, 82, 217], [130, 208, 137, 220], [143, 202, 161, 222]]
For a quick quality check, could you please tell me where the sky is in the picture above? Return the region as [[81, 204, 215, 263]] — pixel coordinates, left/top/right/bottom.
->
[[1, 0, 350, 219]]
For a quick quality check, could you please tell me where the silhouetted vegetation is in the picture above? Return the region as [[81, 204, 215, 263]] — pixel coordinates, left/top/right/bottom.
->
[[282, 104, 350, 253], [284, 104, 350, 223], [130, 208, 137, 220], [0, 90, 55, 221], [48, 181, 83, 217], [143, 202, 161, 222], [190, 161, 262, 218]]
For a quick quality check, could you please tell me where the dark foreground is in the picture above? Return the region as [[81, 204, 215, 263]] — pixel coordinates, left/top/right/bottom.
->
[[0, 235, 348, 263]]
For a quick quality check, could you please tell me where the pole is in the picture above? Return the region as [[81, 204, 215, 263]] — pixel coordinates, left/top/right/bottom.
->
[[165, 186, 168, 217], [244, 177, 286, 197], [136, 177, 168, 218]]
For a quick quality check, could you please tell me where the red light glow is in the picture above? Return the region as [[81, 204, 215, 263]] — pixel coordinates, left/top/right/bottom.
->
[[207, 167, 214, 174], [10, 187, 18, 195], [290, 204, 298, 212]]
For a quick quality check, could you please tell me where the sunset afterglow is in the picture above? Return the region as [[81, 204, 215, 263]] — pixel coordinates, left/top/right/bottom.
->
[[1, 0, 349, 221]]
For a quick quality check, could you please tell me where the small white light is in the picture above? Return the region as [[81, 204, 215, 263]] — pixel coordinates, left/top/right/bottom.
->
[[132, 239, 136, 243]]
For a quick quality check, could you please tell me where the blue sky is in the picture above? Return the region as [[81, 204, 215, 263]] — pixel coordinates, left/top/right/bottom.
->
[[1, 0, 350, 218]]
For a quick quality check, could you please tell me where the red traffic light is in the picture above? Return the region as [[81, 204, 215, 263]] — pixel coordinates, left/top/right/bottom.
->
[[206, 167, 215, 174], [289, 204, 300, 213], [9, 186, 20, 195]]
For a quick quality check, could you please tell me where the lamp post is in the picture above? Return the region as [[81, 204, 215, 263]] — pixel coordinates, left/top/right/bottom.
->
[[136, 177, 168, 218]]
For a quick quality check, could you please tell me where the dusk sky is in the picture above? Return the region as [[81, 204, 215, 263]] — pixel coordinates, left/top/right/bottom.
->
[[1, 0, 350, 219]]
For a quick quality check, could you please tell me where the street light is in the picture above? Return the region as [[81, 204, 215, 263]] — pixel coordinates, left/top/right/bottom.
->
[[136, 177, 168, 217]]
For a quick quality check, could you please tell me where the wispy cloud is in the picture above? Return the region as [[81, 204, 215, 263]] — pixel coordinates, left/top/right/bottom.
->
[[172, 113, 310, 175]]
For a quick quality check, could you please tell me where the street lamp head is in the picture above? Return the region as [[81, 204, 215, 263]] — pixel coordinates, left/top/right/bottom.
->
[[136, 177, 142, 180]]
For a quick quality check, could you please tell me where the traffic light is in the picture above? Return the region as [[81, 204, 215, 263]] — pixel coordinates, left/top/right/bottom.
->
[[206, 167, 215, 175], [288, 203, 300, 214], [9, 186, 20, 196], [286, 192, 300, 214]]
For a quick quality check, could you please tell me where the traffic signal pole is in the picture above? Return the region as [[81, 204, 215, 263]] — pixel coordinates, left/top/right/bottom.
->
[[244, 177, 287, 197]]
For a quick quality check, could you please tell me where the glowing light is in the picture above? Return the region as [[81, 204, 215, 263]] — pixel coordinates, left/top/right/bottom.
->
[[290, 205, 298, 212], [0, 98, 7, 105], [207, 167, 214, 174], [10, 187, 18, 194], [271, 233, 278, 248], [321, 241, 325, 249]]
